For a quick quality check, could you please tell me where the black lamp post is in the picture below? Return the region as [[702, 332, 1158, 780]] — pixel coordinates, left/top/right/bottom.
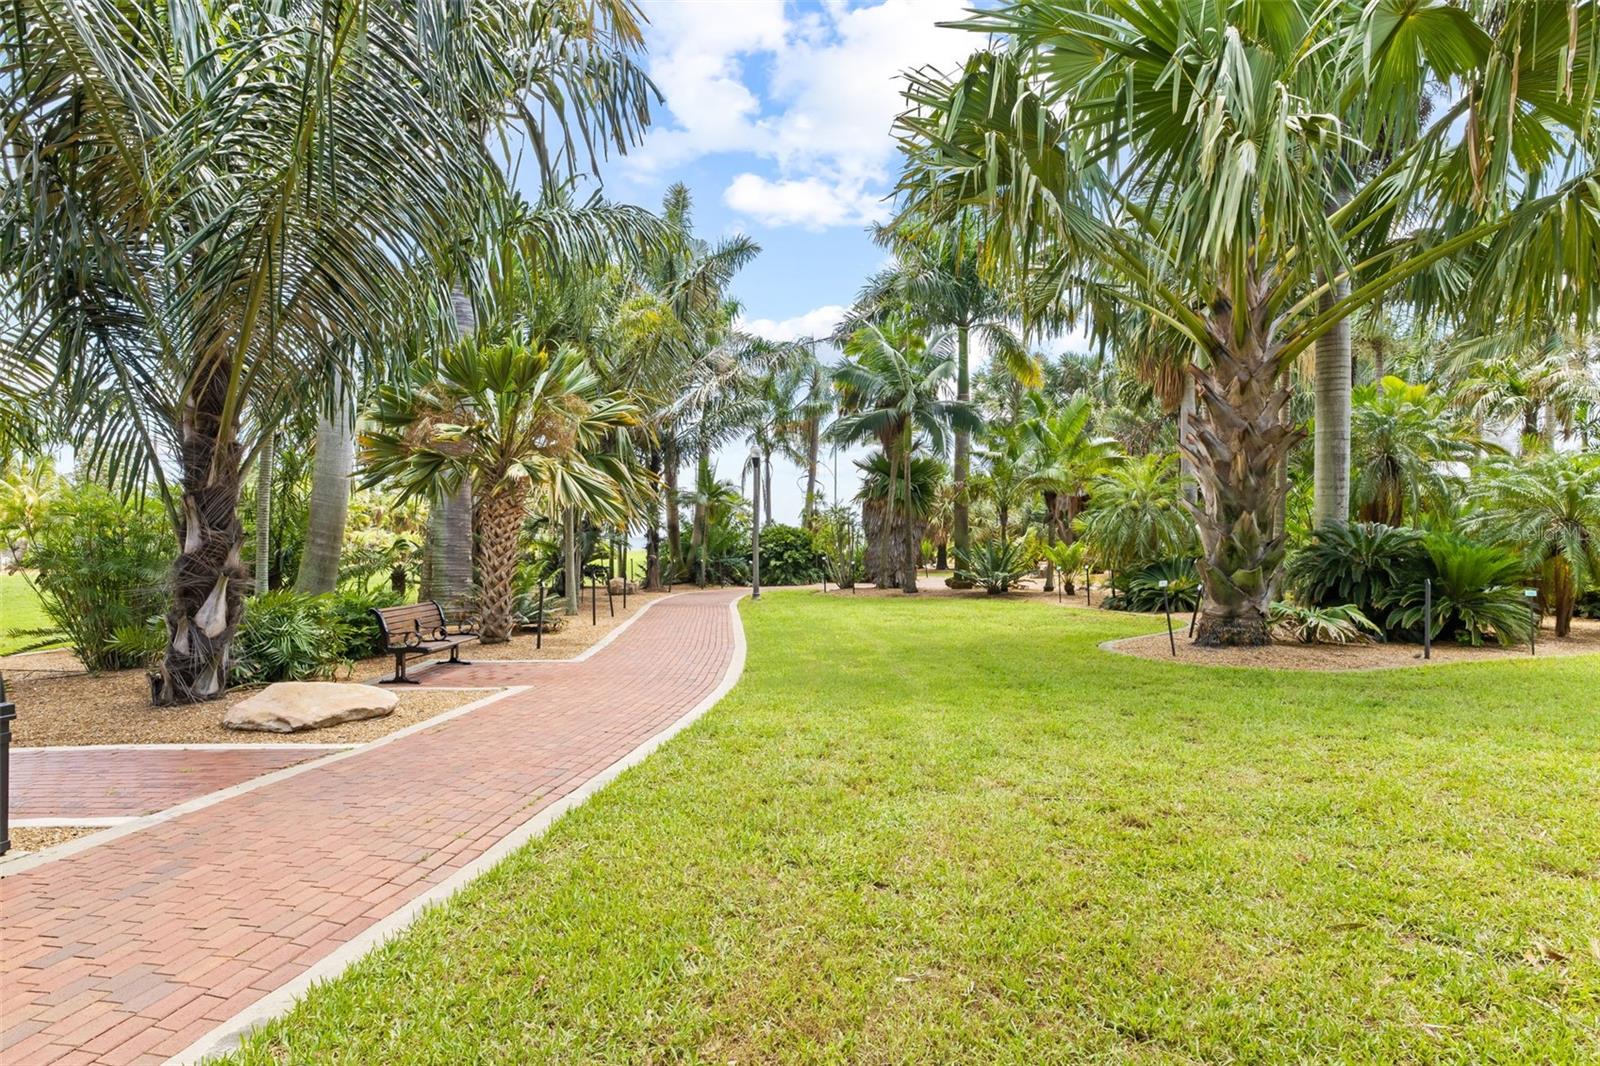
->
[[0, 676, 14, 856], [746, 447, 762, 600]]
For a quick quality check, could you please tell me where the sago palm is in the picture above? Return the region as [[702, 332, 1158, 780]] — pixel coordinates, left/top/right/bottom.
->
[[1349, 377, 1487, 527], [1467, 454, 1600, 637], [362, 342, 640, 642]]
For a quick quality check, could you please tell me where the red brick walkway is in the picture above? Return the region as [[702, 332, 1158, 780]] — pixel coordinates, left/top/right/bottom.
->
[[12, 748, 336, 820], [0, 590, 742, 1065]]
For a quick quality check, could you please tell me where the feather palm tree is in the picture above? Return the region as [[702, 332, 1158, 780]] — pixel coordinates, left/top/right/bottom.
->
[[829, 320, 980, 593], [0, 0, 656, 701]]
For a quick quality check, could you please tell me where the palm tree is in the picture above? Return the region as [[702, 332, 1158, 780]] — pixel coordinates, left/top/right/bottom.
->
[[1446, 332, 1600, 451], [1, 0, 656, 701], [1350, 377, 1486, 527], [1468, 454, 1600, 637], [855, 216, 1036, 578], [1023, 391, 1118, 592], [678, 454, 745, 588], [363, 341, 640, 642], [856, 452, 945, 584], [972, 423, 1034, 545], [294, 374, 357, 594], [897, 0, 1600, 644], [829, 320, 979, 593], [609, 185, 762, 586]]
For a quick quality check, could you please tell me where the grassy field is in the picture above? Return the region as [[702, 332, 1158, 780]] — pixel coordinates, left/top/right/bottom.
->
[[229, 592, 1600, 1063], [0, 570, 59, 654]]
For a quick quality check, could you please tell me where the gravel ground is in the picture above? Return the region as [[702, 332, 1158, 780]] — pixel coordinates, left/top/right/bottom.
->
[[8, 825, 99, 853], [1105, 616, 1600, 671], [0, 589, 678, 747]]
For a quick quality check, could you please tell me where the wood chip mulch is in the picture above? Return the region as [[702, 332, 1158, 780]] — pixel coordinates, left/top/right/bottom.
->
[[1104, 617, 1600, 671]]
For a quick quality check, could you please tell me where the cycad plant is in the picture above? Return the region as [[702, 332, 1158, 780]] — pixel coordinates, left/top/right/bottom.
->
[[1468, 455, 1600, 636], [1388, 535, 1535, 648], [1073, 455, 1196, 576], [1285, 522, 1429, 637], [1350, 378, 1485, 526], [363, 342, 640, 642]]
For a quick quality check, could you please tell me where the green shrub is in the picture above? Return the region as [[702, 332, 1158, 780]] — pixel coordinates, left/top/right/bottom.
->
[[758, 523, 825, 586], [321, 587, 402, 660], [1105, 557, 1200, 613], [1285, 522, 1428, 637], [814, 506, 862, 588], [25, 482, 171, 671], [1387, 535, 1535, 647], [231, 590, 353, 684], [954, 538, 1032, 594]]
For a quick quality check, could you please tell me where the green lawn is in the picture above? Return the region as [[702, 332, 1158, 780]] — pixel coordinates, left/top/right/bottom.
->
[[0, 570, 59, 654], [230, 592, 1600, 1063]]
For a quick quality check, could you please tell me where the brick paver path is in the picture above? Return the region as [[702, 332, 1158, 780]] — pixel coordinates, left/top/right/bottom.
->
[[13, 748, 334, 820], [0, 590, 742, 1065]]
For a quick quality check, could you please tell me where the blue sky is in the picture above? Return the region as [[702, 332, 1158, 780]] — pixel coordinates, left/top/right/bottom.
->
[[592, 0, 983, 524]]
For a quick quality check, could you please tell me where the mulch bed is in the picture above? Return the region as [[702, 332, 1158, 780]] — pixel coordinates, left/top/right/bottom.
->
[[8, 826, 99, 853], [1105, 616, 1600, 671], [0, 588, 676, 747]]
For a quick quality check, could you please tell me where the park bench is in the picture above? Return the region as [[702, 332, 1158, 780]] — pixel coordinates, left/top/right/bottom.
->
[[371, 601, 478, 684]]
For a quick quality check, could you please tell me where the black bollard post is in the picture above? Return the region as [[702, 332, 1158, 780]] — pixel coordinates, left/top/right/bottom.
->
[[1085, 565, 1092, 607], [1422, 578, 1432, 659], [1526, 588, 1538, 656], [1161, 580, 1176, 656], [591, 573, 598, 625], [0, 677, 13, 856], [536, 581, 545, 650], [607, 575, 615, 618]]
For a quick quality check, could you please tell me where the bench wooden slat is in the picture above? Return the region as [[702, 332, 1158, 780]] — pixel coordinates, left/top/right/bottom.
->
[[371, 601, 478, 683]]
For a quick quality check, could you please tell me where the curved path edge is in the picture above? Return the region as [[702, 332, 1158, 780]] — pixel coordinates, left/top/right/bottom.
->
[[170, 591, 748, 1065]]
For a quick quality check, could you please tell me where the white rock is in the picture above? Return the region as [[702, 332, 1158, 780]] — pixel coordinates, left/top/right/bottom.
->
[[224, 682, 398, 733]]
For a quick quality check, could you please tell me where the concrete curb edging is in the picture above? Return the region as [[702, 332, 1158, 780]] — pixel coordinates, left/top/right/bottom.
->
[[168, 591, 749, 1065]]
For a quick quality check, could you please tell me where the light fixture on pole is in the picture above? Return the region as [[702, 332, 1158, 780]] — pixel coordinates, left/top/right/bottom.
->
[[746, 447, 763, 600]]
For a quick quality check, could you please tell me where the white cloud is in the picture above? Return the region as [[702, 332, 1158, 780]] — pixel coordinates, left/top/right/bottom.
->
[[739, 303, 848, 344], [722, 174, 888, 230], [624, 0, 975, 229]]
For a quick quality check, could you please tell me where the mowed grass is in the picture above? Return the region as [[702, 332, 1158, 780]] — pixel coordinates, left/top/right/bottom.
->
[[0, 570, 58, 654], [230, 593, 1600, 1064]]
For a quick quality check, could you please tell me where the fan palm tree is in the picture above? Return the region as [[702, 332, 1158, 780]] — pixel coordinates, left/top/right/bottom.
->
[[1445, 332, 1600, 451], [829, 320, 979, 593], [1, 0, 656, 701], [896, 0, 1600, 644], [1468, 454, 1600, 637], [1350, 377, 1487, 527], [363, 341, 640, 642]]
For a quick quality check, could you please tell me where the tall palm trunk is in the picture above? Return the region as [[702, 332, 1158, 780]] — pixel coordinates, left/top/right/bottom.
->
[[1178, 375, 1198, 504], [1312, 281, 1352, 528], [762, 446, 774, 526], [645, 449, 664, 590], [477, 487, 524, 642], [695, 443, 710, 587], [1183, 292, 1303, 647], [664, 441, 681, 578], [902, 486, 919, 593], [155, 364, 249, 705], [950, 323, 973, 586], [254, 432, 274, 594], [425, 482, 474, 609], [294, 384, 355, 594], [563, 507, 581, 614], [802, 420, 820, 526]]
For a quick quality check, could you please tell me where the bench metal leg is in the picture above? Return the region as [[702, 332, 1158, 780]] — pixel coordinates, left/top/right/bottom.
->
[[444, 645, 472, 666], [379, 653, 421, 685]]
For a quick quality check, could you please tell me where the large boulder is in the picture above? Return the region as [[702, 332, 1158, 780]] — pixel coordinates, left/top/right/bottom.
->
[[224, 682, 398, 733]]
